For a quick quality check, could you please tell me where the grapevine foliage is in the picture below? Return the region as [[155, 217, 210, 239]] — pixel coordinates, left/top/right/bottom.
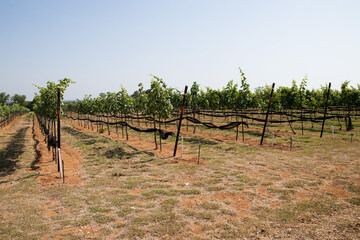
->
[[33, 78, 74, 119]]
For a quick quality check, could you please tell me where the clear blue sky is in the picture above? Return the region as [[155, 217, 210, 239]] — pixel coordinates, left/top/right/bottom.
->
[[1, 0, 359, 100]]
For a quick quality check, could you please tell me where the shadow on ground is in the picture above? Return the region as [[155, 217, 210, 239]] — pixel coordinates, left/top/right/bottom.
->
[[63, 126, 142, 159], [0, 126, 29, 177], [62, 126, 98, 140], [31, 120, 41, 170], [183, 136, 219, 145]]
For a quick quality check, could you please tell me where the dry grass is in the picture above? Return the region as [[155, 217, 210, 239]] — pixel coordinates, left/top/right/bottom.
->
[[0, 113, 359, 239]]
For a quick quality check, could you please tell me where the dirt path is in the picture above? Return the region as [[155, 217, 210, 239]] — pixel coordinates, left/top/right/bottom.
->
[[32, 116, 84, 186], [0, 114, 85, 239], [0, 114, 84, 186]]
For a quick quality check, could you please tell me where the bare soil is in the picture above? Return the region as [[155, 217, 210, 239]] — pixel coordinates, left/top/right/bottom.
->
[[32, 116, 84, 186]]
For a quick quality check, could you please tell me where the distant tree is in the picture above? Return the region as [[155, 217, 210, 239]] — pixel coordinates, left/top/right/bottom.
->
[[11, 94, 26, 106], [99, 92, 106, 98], [0, 92, 10, 105], [131, 90, 140, 99]]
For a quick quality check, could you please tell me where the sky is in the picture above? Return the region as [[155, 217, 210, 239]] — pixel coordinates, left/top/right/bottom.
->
[[1, 0, 360, 100]]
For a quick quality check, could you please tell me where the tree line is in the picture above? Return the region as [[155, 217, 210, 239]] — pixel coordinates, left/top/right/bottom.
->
[[0, 92, 29, 119]]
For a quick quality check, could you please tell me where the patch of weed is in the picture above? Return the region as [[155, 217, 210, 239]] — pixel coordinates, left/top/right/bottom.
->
[[347, 197, 360, 206], [200, 201, 220, 210], [93, 214, 116, 224], [161, 198, 179, 211], [268, 188, 295, 200], [89, 206, 112, 213], [197, 211, 214, 220], [206, 185, 225, 192], [275, 199, 339, 223], [348, 183, 360, 194], [283, 179, 304, 188], [236, 174, 259, 186]]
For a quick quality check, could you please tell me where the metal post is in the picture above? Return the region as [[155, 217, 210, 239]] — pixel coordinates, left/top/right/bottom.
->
[[320, 83, 331, 138], [62, 159, 65, 183], [173, 86, 188, 156], [198, 141, 201, 165], [260, 83, 275, 145], [181, 136, 183, 159], [58, 148, 62, 178]]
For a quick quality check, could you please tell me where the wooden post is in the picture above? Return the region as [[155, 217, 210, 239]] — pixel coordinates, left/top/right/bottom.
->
[[320, 83, 331, 138], [173, 86, 188, 157], [260, 83, 275, 145], [57, 88, 61, 173]]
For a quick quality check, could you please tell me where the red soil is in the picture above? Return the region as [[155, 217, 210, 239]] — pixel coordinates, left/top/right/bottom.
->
[[33, 117, 84, 186]]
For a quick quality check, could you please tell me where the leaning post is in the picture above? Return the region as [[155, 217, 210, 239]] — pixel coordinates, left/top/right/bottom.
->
[[260, 83, 275, 145], [173, 86, 188, 157]]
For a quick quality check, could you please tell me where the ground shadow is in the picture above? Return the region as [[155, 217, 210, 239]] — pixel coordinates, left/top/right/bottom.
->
[[31, 121, 41, 170], [62, 126, 98, 140], [64, 126, 146, 159], [104, 146, 139, 159], [183, 136, 218, 145], [127, 145, 155, 156], [0, 126, 29, 177]]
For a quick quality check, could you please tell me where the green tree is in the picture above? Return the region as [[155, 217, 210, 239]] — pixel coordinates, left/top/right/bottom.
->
[[11, 94, 26, 106], [0, 92, 10, 106]]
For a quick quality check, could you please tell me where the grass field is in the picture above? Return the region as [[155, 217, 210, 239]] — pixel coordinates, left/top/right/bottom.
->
[[0, 113, 359, 239]]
